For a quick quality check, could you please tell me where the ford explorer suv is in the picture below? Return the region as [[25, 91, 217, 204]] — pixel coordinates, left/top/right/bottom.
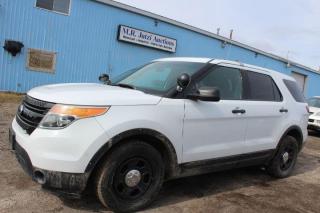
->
[[307, 97, 320, 131], [9, 58, 309, 212]]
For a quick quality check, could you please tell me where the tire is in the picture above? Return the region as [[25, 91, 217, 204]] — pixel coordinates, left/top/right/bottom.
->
[[95, 141, 165, 212], [267, 136, 299, 178]]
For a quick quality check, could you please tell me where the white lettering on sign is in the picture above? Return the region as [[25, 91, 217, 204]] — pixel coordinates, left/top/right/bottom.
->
[[118, 25, 177, 53]]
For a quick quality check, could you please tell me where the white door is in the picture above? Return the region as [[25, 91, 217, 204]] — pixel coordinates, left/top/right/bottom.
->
[[183, 66, 247, 163], [242, 70, 287, 152]]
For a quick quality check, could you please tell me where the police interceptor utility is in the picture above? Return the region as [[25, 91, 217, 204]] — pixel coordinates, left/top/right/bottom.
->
[[10, 58, 309, 212]]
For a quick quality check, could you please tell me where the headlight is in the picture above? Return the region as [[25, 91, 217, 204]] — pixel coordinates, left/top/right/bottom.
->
[[39, 104, 110, 129]]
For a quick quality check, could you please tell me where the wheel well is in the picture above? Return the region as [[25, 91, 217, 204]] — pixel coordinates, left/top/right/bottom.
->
[[118, 134, 179, 178], [86, 129, 179, 179], [281, 127, 303, 150]]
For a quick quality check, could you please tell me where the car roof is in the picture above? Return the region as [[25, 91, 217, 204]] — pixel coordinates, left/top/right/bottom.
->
[[153, 57, 295, 81], [154, 57, 212, 63]]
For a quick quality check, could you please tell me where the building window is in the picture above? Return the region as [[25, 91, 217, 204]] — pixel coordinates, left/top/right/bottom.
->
[[35, 0, 71, 15], [27, 49, 56, 73]]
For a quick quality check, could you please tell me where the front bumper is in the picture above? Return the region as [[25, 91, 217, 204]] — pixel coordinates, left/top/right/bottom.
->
[[308, 117, 320, 130], [10, 115, 111, 195], [10, 116, 110, 173], [9, 127, 90, 196]]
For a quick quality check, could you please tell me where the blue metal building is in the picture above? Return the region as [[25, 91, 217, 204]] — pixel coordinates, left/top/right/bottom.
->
[[1, 0, 319, 97]]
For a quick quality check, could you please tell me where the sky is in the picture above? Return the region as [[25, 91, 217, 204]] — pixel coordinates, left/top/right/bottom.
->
[[114, 0, 320, 70]]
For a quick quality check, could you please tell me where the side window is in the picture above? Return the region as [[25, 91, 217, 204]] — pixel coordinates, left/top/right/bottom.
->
[[283, 80, 306, 103], [36, 0, 71, 15], [244, 71, 282, 102], [197, 66, 243, 100]]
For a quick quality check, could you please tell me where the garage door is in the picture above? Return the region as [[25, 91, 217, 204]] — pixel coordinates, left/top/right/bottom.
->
[[292, 72, 307, 93]]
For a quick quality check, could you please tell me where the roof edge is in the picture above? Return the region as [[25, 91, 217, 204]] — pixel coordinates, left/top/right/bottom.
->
[[94, 0, 319, 74]]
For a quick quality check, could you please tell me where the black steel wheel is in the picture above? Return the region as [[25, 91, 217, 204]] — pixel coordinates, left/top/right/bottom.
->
[[267, 135, 299, 178], [95, 141, 164, 212], [113, 157, 153, 200]]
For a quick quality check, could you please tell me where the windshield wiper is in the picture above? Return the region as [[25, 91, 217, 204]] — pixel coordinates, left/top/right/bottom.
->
[[115, 83, 136, 90]]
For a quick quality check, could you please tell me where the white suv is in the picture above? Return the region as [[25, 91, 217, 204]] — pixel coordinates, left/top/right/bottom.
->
[[10, 58, 309, 212]]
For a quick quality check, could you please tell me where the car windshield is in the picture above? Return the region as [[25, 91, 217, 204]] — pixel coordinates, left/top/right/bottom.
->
[[113, 61, 205, 95], [308, 98, 320, 108]]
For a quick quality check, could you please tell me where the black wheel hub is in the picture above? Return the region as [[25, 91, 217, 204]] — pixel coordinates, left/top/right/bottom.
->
[[113, 157, 153, 200], [279, 144, 295, 171]]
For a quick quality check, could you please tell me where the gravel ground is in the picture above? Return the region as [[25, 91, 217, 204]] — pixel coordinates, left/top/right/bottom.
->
[[0, 93, 320, 213]]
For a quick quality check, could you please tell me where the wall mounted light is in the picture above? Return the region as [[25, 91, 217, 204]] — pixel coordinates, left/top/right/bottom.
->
[[221, 41, 227, 48], [3, 40, 24, 56], [286, 62, 291, 68]]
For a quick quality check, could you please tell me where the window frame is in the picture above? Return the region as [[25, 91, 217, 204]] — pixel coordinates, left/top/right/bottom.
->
[[188, 65, 244, 101], [242, 70, 283, 102], [34, 0, 72, 16]]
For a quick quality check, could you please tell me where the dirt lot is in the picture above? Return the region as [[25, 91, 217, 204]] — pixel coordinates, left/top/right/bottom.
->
[[0, 93, 320, 213]]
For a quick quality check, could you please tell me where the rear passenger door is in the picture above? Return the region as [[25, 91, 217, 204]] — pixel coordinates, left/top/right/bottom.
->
[[242, 70, 287, 152]]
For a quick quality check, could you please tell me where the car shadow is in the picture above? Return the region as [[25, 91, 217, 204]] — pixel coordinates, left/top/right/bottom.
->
[[308, 130, 320, 137], [59, 150, 320, 212]]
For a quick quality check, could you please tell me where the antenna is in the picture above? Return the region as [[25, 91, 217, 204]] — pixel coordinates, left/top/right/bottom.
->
[[229, 29, 234, 40], [217, 28, 220, 35], [286, 51, 291, 67]]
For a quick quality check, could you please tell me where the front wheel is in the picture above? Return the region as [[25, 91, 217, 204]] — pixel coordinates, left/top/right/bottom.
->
[[95, 141, 164, 212], [267, 136, 299, 178]]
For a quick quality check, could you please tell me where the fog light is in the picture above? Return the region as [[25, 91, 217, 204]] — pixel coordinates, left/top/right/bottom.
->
[[34, 170, 46, 185]]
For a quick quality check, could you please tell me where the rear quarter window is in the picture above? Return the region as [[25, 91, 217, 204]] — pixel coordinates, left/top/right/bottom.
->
[[283, 79, 306, 103], [243, 71, 282, 102]]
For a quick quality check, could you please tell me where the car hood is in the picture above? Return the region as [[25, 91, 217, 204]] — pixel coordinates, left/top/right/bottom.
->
[[309, 106, 320, 114], [27, 83, 162, 106]]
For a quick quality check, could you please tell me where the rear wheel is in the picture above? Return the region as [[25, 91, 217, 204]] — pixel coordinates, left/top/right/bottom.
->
[[95, 141, 164, 212], [267, 136, 299, 178]]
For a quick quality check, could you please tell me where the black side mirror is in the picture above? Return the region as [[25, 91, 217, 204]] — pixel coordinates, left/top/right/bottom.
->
[[177, 73, 190, 92], [99, 74, 111, 85], [187, 86, 221, 102]]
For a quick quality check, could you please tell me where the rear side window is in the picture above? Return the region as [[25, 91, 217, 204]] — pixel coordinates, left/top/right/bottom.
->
[[283, 80, 306, 103], [243, 71, 282, 102]]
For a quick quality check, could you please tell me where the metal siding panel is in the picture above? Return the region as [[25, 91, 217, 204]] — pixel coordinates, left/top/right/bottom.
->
[[0, 0, 320, 98]]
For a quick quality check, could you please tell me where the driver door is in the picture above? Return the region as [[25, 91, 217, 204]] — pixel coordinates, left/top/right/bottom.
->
[[182, 65, 248, 163]]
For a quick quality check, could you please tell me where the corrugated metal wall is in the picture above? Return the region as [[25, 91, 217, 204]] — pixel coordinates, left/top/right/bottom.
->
[[1, 0, 320, 97]]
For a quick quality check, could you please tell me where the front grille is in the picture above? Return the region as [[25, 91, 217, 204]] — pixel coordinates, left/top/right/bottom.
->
[[16, 95, 55, 134], [309, 119, 315, 123]]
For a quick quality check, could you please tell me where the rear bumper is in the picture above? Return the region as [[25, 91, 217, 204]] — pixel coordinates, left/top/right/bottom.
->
[[9, 127, 90, 196]]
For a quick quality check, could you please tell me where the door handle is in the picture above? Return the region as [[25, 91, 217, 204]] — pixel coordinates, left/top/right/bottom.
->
[[232, 109, 246, 114], [279, 108, 288, 113]]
